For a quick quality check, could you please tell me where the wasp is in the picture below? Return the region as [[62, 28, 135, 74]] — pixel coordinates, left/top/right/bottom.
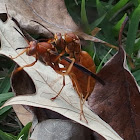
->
[[12, 18, 105, 123]]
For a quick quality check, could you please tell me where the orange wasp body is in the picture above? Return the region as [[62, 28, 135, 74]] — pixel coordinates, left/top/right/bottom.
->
[[13, 36, 76, 103], [13, 21, 104, 122], [54, 32, 96, 99], [41, 31, 96, 122], [13, 40, 61, 72], [54, 33, 81, 62], [68, 51, 96, 99]]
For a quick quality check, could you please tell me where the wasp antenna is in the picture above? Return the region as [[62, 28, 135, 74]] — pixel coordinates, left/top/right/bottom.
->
[[5, 4, 10, 19], [12, 17, 21, 28], [14, 27, 29, 44], [119, 16, 128, 46], [14, 27, 25, 39], [31, 20, 54, 37], [16, 47, 28, 50]]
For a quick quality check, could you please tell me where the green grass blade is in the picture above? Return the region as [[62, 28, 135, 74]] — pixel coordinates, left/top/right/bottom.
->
[[96, 0, 106, 16], [81, 0, 90, 33], [90, 14, 106, 30], [101, 21, 116, 44], [17, 122, 32, 140], [0, 129, 16, 140], [112, 13, 127, 37], [106, 0, 130, 20], [132, 69, 140, 82], [83, 41, 94, 57], [0, 92, 14, 103], [96, 48, 113, 73], [126, 4, 140, 55], [0, 64, 15, 94], [134, 38, 140, 52], [0, 106, 12, 116]]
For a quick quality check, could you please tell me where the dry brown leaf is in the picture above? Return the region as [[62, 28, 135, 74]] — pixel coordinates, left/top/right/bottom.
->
[[0, 0, 118, 49], [11, 65, 38, 126], [0, 0, 80, 35], [91, 27, 101, 36], [0, 16, 123, 140], [88, 44, 140, 139], [12, 105, 34, 126]]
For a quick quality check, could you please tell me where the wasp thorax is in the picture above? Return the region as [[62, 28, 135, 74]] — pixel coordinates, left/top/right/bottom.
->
[[26, 41, 37, 56], [64, 33, 79, 43]]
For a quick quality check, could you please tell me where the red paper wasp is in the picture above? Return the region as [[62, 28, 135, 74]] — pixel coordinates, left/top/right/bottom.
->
[[12, 18, 104, 123]]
